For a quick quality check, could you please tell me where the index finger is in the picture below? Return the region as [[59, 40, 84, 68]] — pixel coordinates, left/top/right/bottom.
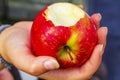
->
[[90, 13, 102, 29]]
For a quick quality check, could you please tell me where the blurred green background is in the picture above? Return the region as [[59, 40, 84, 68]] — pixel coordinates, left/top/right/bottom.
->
[[0, 0, 87, 25]]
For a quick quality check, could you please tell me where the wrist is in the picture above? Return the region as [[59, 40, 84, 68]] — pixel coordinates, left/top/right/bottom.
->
[[0, 24, 11, 33], [0, 24, 11, 55], [0, 24, 13, 70], [0, 56, 12, 70]]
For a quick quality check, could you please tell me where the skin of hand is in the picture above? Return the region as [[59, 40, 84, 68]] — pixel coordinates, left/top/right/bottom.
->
[[0, 69, 14, 80], [0, 13, 107, 80]]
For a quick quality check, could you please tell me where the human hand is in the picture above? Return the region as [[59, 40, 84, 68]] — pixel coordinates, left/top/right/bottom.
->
[[0, 68, 14, 80], [0, 21, 59, 73], [0, 13, 107, 80], [38, 13, 108, 80]]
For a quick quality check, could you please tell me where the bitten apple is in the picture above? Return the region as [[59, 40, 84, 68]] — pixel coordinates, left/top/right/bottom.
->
[[31, 2, 97, 68]]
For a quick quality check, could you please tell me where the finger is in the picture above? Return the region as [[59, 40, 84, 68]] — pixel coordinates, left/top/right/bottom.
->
[[79, 44, 104, 79], [39, 44, 104, 80], [97, 27, 108, 48], [0, 68, 14, 80], [8, 47, 59, 76], [78, 5, 83, 9], [78, 27, 108, 79], [39, 27, 108, 80], [91, 13, 102, 29]]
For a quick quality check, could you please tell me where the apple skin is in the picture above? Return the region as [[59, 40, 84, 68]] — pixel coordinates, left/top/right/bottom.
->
[[30, 3, 98, 68]]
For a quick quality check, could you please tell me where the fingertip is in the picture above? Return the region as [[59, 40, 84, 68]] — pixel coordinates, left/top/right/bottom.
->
[[78, 5, 83, 9], [91, 13, 102, 29], [44, 59, 60, 70], [98, 27, 108, 37], [101, 27, 108, 35], [29, 56, 59, 76], [96, 13, 102, 20], [91, 13, 102, 21], [97, 27, 108, 45]]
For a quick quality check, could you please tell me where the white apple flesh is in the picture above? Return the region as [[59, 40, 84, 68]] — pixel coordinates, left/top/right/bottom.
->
[[31, 2, 97, 68]]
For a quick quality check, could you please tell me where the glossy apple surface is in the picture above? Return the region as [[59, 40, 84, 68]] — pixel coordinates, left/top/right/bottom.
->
[[31, 3, 97, 68]]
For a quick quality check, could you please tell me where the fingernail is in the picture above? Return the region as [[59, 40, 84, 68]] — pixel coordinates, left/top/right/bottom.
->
[[104, 27, 108, 35], [97, 13, 102, 20], [99, 44, 104, 55], [44, 59, 59, 70]]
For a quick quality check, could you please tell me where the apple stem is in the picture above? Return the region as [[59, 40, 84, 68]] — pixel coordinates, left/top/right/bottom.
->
[[64, 46, 73, 61]]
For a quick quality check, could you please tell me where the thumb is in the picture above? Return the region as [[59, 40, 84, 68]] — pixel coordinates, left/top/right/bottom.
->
[[28, 56, 60, 75], [1, 25, 60, 76], [5, 41, 59, 76], [10, 51, 60, 76]]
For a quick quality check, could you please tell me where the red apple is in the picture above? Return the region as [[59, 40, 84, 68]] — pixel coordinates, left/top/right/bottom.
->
[[31, 2, 97, 68]]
